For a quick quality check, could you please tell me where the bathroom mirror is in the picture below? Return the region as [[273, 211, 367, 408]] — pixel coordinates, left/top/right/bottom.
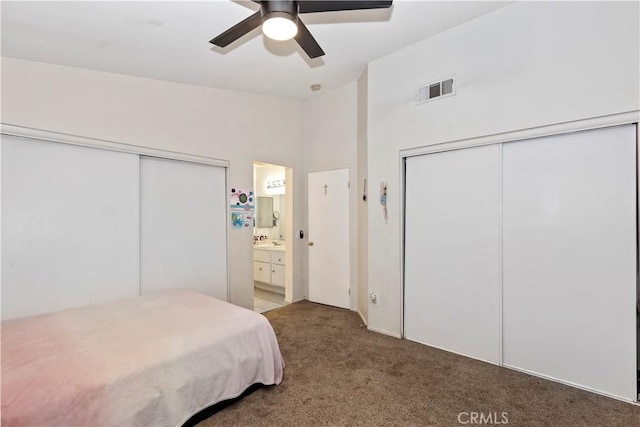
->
[[257, 196, 274, 228]]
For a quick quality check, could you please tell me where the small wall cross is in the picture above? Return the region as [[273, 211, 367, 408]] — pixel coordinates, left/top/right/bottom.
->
[[323, 184, 328, 195]]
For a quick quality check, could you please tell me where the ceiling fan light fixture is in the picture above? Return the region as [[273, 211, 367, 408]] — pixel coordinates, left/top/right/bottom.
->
[[262, 13, 298, 41]]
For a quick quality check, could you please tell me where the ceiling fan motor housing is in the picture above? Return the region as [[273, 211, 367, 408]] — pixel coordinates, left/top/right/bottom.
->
[[261, 1, 299, 23]]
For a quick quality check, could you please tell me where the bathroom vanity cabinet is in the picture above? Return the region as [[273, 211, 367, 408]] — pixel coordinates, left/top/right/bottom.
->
[[253, 248, 285, 288]]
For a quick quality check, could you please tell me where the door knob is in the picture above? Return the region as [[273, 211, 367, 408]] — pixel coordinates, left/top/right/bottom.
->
[[308, 242, 314, 246]]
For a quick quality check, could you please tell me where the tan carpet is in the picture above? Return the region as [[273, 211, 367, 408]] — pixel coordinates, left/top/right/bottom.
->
[[197, 301, 640, 426]]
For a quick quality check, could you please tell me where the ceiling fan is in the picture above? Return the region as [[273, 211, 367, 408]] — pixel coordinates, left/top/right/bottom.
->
[[210, 1, 393, 59]]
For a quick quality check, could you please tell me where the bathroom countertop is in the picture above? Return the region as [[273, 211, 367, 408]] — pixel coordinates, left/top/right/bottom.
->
[[253, 244, 285, 252]]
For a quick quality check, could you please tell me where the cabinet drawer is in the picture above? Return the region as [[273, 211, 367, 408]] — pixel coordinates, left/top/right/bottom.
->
[[271, 264, 285, 287], [271, 252, 285, 266], [253, 249, 271, 263], [253, 261, 271, 283]]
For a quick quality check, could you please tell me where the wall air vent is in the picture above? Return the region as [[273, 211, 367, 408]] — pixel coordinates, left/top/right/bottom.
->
[[416, 77, 455, 104]]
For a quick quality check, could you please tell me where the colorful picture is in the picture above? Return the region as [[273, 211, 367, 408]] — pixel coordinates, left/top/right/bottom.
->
[[232, 212, 252, 229], [230, 188, 254, 210], [230, 188, 255, 229]]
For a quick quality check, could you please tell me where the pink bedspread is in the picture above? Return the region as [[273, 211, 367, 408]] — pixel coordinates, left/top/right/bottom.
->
[[1, 290, 284, 426]]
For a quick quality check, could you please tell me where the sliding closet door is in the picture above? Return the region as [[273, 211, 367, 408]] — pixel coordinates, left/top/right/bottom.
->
[[502, 125, 637, 400], [405, 145, 501, 364], [1, 135, 139, 320], [139, 157, 227, 300]]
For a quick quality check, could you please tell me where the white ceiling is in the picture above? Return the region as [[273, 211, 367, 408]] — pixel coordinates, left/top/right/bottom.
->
[[1, 1, 511, 99]]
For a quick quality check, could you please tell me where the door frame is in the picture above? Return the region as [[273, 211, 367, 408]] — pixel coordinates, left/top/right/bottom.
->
[[2, 123, 231, 302], [251, 161, 295, 304], [399, 110, 640, 403]]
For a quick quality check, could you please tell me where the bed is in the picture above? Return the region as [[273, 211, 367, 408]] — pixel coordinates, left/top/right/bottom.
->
[[1, 290, 284, 426]]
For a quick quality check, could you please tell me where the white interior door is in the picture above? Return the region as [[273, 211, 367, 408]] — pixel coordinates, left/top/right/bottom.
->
[[140, 156, 228, 300], [404, 145, 501, 364], [308, 169, 350, 309], [502, 124, 637, 401], [1, 135, 139, 320]]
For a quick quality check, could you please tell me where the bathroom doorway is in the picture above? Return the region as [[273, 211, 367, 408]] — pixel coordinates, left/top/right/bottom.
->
[[252, 161, 292, 313]]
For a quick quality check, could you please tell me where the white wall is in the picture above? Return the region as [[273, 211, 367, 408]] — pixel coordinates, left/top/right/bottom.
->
[[0, 57, 305, 310], [302, 82, 359, 308], [367, 1, 640, 335]]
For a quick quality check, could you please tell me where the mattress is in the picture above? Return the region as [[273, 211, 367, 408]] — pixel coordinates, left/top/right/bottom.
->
[[1, 290, 284, 426]]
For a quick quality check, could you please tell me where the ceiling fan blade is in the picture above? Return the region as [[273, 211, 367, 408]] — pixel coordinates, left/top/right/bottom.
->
[[298, 0, 392, 14], [294, 19, 325, 59], [210, 10, 262, 47]]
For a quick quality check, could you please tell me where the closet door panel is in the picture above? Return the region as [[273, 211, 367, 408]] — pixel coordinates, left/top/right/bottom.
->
[[140, 157, 227, 300], [502, 124, 636, 400], [1, 135, 139, 320], [405, 145, 501, 364]]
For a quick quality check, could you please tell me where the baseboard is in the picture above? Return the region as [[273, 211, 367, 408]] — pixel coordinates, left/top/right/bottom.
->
[[502, 363, 639, 405], [254, 282, 285, 295], [406, 337, 500, 367], [367, 326, 401, 338], [355, 309, 367, 326]]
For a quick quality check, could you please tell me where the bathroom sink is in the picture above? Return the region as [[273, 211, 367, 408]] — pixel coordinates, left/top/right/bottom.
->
[[254, 242, 285, 250]]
